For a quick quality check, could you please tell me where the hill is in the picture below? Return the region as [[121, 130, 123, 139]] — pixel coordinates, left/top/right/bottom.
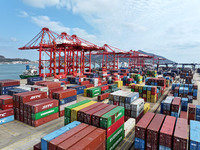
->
[[0, 55, 30, 63]]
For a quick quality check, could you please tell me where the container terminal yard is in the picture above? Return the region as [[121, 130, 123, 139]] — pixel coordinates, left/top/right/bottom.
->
[[0, 28, 200, 150]]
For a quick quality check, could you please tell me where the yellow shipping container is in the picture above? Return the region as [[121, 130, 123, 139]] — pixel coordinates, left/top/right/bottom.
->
[[151, 95, 157, 103], [143, 94, 146, 98], [71, 101, 96, 122], [144, 103, 150, 114], [129, 83, 135, 88], [166, 80, 170, 87], [147, 97, 151, 102], [147, 91, 151, 95], [135, 84, 139, 89], [114, 81, 123, 88], [138, 81, 142, 84], [84, 87, 93, 97], [147, 94, 151, 98]]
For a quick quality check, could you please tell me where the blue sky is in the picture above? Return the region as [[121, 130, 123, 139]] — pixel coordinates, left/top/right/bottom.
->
[[0, 0, 200, 63]]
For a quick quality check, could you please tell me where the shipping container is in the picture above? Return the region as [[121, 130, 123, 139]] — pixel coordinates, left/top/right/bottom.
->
[[0, 108, 14, 119], [92, 105, 117, 127], [146, 114, 165, 150], [173, 118, 188, 150], [159, 116, 176, 149], [41, 121, 81, 150], [190, 120, 200, 150]]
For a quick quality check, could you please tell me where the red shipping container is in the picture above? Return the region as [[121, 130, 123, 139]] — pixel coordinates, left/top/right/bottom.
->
[[83, 103, 109, 124], [159, 116, 176, 148], [80, 80, 90, 85], [113, 101, 119, 106], [100, 85, 109, 91], [39, 81, 61, 89], [68, 128, 106, 150], [135, 112, 155, 140], [0, 108, 14, 119], [0, 80, 20, 87], [59, 110, 64, 117], [151, 86, 157, 95], [84, 84, 94, 88], [53, 89, 77, 100], [1, 103, 13, 110], [0, 95, 13, 105], [188, 104, 196, 114], [33, 143, 41, 150], [107, 116, 124, 137], [26, 98, 58, 113], [77, 102, 102, 122], [49, 87, 63, 99], [180, 111, 188, 119], [49, 123, 89, 150], [92, 105, 117, 127], [136, 111, 144, 123], [146, 114, 165, 150], [188, 113, 195, 124], [57, 126, 97, 150], [96, 141, 106, 150], [32, 112, 59, 127], [173, 118, 188, 150], [98, 93, 110, 101], [19, 91, 48, 103], [171, 97, 181, 112]]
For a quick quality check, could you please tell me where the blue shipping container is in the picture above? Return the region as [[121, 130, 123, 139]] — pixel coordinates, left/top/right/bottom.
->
[[190, 120, 200, 150], [0, 115, 14, 125]]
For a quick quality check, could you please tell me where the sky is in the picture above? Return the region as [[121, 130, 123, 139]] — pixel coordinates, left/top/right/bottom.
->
[[0, 0, 200, 63]]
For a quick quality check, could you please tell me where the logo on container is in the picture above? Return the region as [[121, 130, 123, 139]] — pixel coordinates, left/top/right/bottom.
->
[[42, 103, 53, 110], [0, 113, 6, 117], [30, 94, 41, 100]]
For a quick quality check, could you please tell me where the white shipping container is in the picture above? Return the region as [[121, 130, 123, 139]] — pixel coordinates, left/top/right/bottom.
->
[[131, 98, 144, 112], [59, 101, 77, 111], [124, 118, 135, 137]]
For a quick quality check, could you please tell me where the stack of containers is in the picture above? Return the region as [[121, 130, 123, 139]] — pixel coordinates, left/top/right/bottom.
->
[[131, 85, 159, 103], [146, 114, 165, 150], [143, 103, 150, 114], [146, 70, 157, 77], [67, 76, 79, 84], [145, 77, 166, 89], [27, 77, 43, 85], [67, 85, 85, 95], [8, 88, 29, 96], [24, 98, 59, 127], [171, 97, 181, 118], [98, 93, 110, 101], [0, 109, 14, 125], [84, 87, 93, 97], [160, 96, 174, 115], [171, 83, 198, 100], [190, 120, 200, 150], [87, 87, 101, 97], [159, 116, 176, 150], [37, 121, 106, 150], [124, 118, 135, 137], [64, 100, 92, 125], [64, 100, 125, 150], [109, 84, 119, 92], [99, 85, 109, 93], [53, 89, 77, 117], [0, 95, 13, 110], [188, 104, 196, 124], [134, 112, 155, 150], [196, 105, 200, 121], [13, 91, 48, 123], [0, 80, 20, 95], [181, 97, 188, 112], [48, 87, 63, 99], [173, 118, 188, 150], [31, 86, 49, 96]]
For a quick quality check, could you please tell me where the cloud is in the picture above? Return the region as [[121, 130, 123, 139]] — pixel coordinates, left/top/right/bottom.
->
[[22, 0, 200, 62], [18, 11, 29, 18], [0, 37, 18, 43], [22, 0, 60, 8], [31, 15, 98, 44]]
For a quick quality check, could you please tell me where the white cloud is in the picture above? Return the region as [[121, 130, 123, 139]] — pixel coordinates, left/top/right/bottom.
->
[[22, 0, 60, 8], [18, 11, 29, 18], [31, 15, 98, 44], [23, 0, 200, 62], [10, 37, 18, 42]]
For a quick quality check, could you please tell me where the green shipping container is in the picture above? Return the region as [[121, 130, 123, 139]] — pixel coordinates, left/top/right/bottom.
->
[[32, 107, 58, 120], [107, 124, 124, 150], [131, 89, 135, 92], [109, 84, 117, 89], [100, 106, 124, 129], [64, 100, 91, 118], [112, 87, 120, 92], [64, 117, 71, 125], [88, 87, 101, 97], [102, 89, 112, 94], [139, 89, 142, 94]]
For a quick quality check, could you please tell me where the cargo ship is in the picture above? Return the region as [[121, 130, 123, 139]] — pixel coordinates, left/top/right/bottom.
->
[[19, 65, 39, 79]]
